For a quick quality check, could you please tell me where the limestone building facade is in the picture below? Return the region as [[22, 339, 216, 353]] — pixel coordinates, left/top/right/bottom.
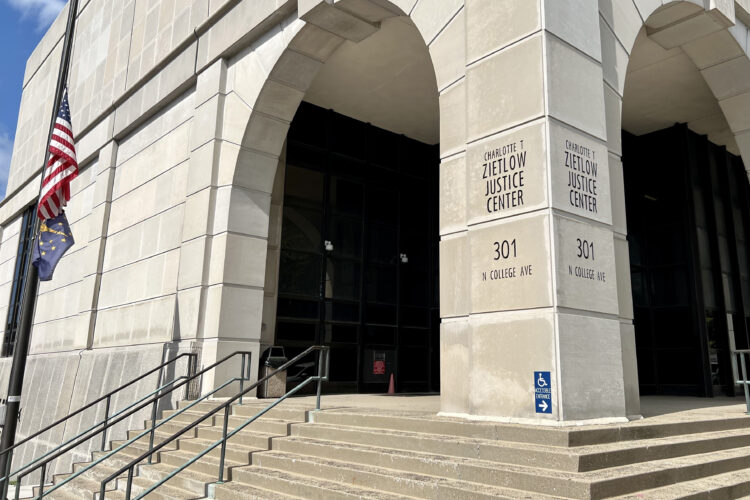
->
[[3, 0, 750, 446]]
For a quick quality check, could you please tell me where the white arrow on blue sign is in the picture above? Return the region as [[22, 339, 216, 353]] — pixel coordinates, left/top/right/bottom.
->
[[534, 371, 552, 414]]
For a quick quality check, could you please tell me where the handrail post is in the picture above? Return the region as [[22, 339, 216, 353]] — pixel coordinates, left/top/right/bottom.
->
[[740, 353, 750, 414], [39, 462, 46, 497], [239, 353, 246, 406], [217, 405, 230, 483], [13, 475, 20, 500], [315, 348, 324, 411], [186, 353, 197, 400], [125, 465, 134, 500], [147, 398, 158, 464], [101, 395, 111, 452]]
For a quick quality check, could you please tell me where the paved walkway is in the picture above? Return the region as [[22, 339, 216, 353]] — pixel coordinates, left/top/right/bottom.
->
[[278, 393, 750, 426]]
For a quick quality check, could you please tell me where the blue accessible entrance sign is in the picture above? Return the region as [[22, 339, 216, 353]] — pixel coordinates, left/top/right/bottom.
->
[[534, 371, 552, 414]]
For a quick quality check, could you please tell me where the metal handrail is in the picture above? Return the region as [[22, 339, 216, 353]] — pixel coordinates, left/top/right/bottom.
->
[[0, 352, 195, 462], [99, 345, 330, 500], [8, 351, 252, 499], [36, 375, 241, 500], [731, 349, 750, 414], [5, 375, 188, 486], [0, 352, 197, 492]]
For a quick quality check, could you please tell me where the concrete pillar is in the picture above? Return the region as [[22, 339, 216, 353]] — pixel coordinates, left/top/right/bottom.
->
[[83, 140, 118, 348], [440, 0, 631, 423], [176, 59, 263, 392]]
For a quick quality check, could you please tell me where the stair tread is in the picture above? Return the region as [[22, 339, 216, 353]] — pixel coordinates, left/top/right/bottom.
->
[[212, 480, 305, 500], [297, 421, 572, 453], [122, 474, 204, 500], [276, 434, 579, 475], [162, 410, 300, 423], [244, 455, 560, 499], [575, 426, 750, 454], [584, 444, 750, 482], [296, 419, 750, 477], [313, 408, 750, 445], [303, 420, 750, 456], [234, 465, 425, 499], [147, 424, 282, 439], [276, 437, 750, 482], [255, 441, 750, 499], [613, 467, 750, 499]]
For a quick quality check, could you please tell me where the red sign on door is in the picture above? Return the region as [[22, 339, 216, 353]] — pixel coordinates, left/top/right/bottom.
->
[[373, 360, 386, 375]]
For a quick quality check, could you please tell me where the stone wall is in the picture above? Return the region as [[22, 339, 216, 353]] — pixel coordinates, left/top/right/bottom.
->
[[0, 342, 195, 483]]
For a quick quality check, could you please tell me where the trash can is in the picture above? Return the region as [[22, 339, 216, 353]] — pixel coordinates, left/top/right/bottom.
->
[[258, 347, 288, 398]]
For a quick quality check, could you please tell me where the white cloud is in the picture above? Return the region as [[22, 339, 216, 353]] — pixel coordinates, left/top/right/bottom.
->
[[0, 131, 11, 199], [6, 0, 65, 30]]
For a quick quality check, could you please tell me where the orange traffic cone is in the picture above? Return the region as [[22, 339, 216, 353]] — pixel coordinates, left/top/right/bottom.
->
[[387, 373, 395, 394]]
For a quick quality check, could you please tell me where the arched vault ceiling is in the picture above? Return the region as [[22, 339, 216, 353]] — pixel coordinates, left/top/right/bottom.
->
[[623, 28, 739, 155], [303, 16, 440, 145]]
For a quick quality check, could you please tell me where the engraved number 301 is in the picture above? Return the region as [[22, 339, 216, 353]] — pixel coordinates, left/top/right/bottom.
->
[[576, 238, 594, 260], [493, 239, 517, 260]]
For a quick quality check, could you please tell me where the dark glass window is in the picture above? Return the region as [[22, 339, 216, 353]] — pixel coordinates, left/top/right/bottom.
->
[[277, 102, 440, 393], [3, 206, 37, 357]]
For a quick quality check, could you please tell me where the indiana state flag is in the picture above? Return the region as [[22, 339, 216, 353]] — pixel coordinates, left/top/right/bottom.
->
[[32, 212, 74, 281]]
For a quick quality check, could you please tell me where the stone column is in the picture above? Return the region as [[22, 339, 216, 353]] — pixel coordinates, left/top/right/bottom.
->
[[440, 0, 631, 422], [177, 59, 264, 392], [83, 140, 118, 348]]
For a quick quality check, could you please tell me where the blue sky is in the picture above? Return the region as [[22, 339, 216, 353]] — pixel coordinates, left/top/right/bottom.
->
[[0, 0, 65, 199]]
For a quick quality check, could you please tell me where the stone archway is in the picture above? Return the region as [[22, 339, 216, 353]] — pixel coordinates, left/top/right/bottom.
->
[[601, 0, 750, 410], [601, 0, 750, 162], [206, 0, 463, 393]]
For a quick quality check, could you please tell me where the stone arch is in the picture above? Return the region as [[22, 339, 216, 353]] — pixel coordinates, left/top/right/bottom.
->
[[600, 0, 750, 167], [230, 0, 463, 192], [600, 0, 750, 410], [216, 0, 462, 348]]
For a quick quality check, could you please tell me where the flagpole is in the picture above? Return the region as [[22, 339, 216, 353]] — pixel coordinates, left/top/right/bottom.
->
[[0, 0, 79, 493]]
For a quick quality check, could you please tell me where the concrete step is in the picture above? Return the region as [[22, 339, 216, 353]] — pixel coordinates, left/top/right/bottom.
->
[[586, 445, 750, 498], [229, 464, 426, 499], [268, 436, 586, 497], [245, 451, 565, 499], [575, 427, 750, 471], [263, 437, 750, 499], [108, 462, 217, 500], [173, 434, 259, 463], [176, 400, 309, 422], [44, 444, 242, 500], [106, 437, 179, 462], [155, 410, 300, 435], [44, 471, 110, 500], [289, 421, 579, 471], [613, 467, 750, 499], [131, 423, 200, 441], [102, 439, 245, 478], [299, 417, 750, 473], [106, 473, 201, 500], [133, 421, 281, 451], [60, 462, 202, 500], [211, 480, 303, 500], [310, 409, 750, 447], [194, 424, 280, 449]]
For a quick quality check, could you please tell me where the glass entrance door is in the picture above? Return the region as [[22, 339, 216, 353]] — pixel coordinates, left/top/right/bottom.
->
[[275, 102, 439, 394]]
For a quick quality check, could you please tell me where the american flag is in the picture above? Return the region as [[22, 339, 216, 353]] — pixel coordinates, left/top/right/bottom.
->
[[38, 88, 78, 220]]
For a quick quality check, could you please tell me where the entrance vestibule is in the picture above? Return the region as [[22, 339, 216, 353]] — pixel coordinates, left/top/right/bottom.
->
[[624, 125, 750, 397], [274, 102, 440, 394]]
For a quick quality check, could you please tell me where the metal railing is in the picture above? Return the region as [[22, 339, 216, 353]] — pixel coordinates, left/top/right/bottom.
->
[[99, 345, 330, 500], [8, 351, 253, 500], [731, 349, 750, 414], [0, 351, 198, 498]]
